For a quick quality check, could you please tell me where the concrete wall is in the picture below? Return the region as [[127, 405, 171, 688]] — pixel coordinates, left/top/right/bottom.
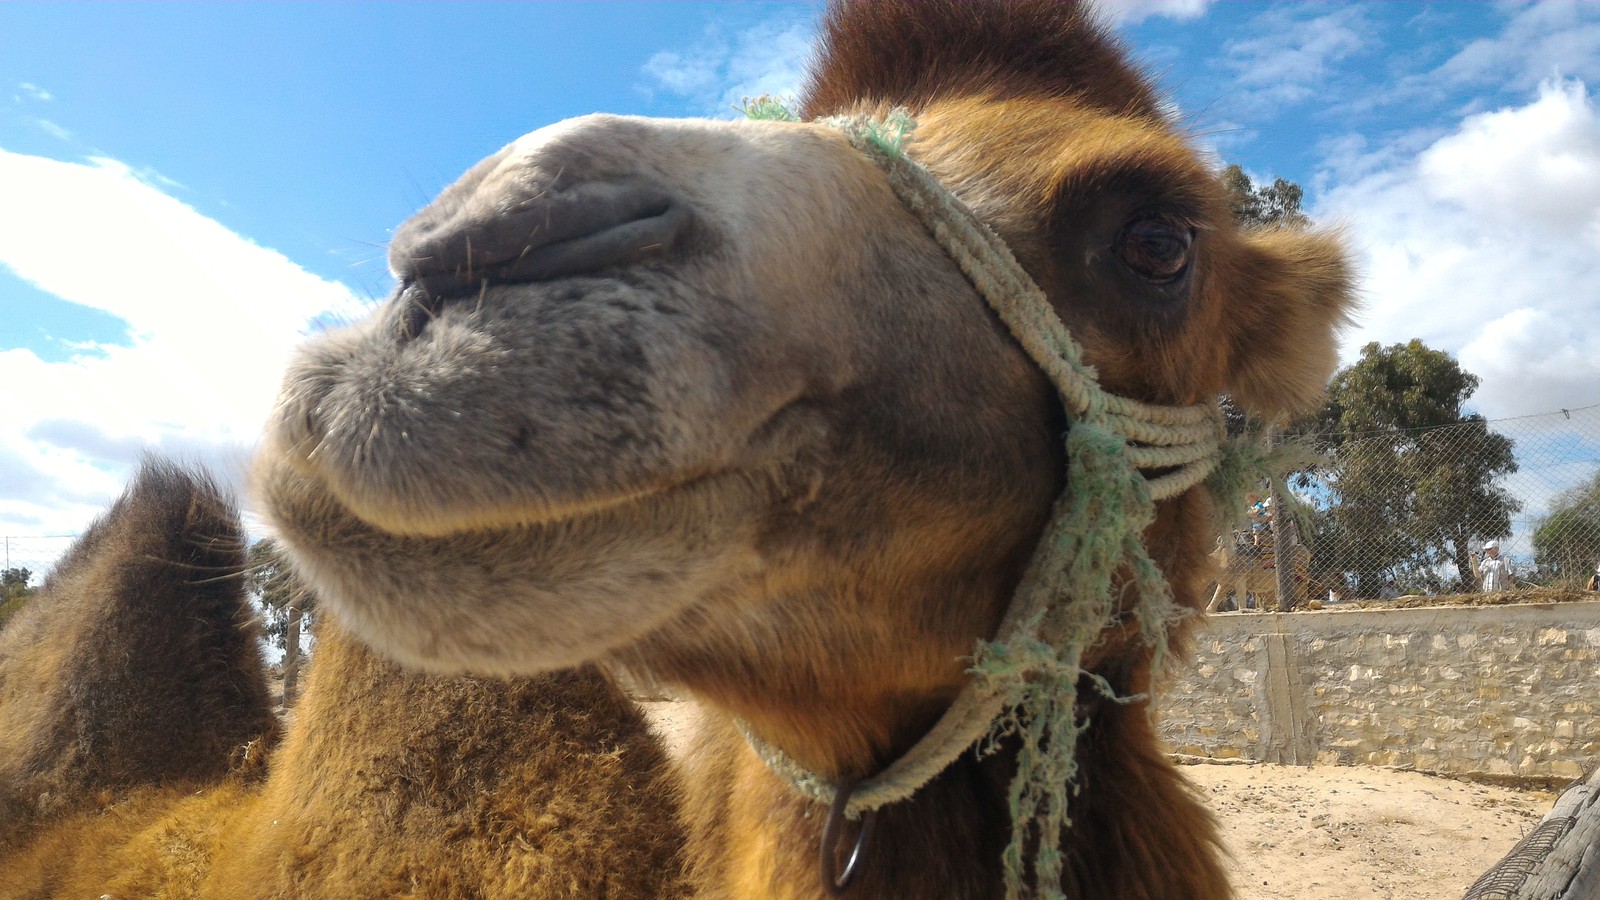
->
[[1158, 602, 1600, 782]]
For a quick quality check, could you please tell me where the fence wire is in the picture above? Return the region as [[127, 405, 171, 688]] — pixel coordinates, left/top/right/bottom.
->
[[1215, 404, 1600, 608], [2, 535, 78, 585]]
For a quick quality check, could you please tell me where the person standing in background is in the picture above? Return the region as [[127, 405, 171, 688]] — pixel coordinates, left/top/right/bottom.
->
[[1473, 540, 1512, 593]]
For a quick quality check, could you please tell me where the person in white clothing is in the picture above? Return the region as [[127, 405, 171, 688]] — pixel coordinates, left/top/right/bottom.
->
[[1475, 540, 1512, 593]]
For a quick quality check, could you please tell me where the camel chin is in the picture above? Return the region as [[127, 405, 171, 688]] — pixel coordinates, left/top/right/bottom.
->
[[257, 445, 776, 677]]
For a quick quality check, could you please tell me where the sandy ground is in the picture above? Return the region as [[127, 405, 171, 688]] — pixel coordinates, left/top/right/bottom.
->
[[1182, 761, 1553, 900], [1179, 591, 1580, 898], [637, 699, 1555, 899]]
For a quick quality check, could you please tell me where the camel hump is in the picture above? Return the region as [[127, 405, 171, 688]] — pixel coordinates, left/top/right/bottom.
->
[[0, 459, 277, 845]]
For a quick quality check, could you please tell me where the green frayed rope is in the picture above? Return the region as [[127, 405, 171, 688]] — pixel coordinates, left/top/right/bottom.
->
[[736, 95, 800, 122], [971, 422, 1181, 898], [737, 101, 1251, 899]]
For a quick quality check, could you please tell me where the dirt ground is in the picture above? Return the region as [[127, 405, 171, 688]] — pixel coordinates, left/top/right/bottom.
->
[[1190, 585, 1583, 896], [638, 700, 1555, 899], [1182, 760, 1554, 900]]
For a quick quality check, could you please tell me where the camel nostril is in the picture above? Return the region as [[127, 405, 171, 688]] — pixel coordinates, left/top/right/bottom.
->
[[489, 200, 688, 285], [397, 282, 440, 340], [391, 179, 691, 299]]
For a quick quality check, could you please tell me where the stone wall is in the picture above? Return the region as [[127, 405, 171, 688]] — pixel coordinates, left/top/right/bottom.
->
[[1159, 602, 1600, 782]]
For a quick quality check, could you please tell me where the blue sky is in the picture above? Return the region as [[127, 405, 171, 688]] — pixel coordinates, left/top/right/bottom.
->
[[2, 1, 1598, 573]]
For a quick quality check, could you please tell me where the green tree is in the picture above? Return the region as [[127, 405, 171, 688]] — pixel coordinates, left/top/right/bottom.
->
[[1222, 164, 1310, 230], [1533, 471, 1600, 585], [1313, 340, 1519, 595], [0, 567, 35, 631], [247, 540, 315, 705], [1, 566, 32, 596]]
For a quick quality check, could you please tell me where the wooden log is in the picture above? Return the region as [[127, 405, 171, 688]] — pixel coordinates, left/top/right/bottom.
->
[[1464, 766, 1600, 899]]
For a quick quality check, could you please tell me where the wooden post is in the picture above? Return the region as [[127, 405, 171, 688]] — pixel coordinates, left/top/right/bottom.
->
[[282, 588, 305, 707]]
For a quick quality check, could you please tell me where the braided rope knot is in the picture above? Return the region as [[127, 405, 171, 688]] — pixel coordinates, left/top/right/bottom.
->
[[739, 106, 1233, 899]]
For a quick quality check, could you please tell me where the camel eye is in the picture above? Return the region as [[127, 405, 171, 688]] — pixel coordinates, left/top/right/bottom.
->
[[1115, 217, 1193, 284]]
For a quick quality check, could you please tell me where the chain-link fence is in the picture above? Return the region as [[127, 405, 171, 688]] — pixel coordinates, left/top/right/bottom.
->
[[2, 535, 78, 585], [1222, 404, 1600, 606]]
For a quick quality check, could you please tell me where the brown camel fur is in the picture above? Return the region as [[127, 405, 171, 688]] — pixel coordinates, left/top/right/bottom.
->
[[0, 461, 277, 857], [0, 462, 686, 898], [254, 1, 1356, 897]]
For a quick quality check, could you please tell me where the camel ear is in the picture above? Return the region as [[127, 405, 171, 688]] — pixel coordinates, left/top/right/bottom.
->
[[1219, 228, 1356, 419]]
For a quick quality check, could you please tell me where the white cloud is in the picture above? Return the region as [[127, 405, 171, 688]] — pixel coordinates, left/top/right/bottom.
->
[[642, 18, 815, 116], [1336, 2, 1600, 122], [0, 147, 366, 541], [16, 82, 52, 102], [1095, 0, 1210, 27], [1418, 79, 1600, 231], [1219, 5, 1372, 111], [1434, 0, 1600, 93], [1314, 79, 1600, 419], [643, 50, 721, 97], [33, 119, 71, 141]]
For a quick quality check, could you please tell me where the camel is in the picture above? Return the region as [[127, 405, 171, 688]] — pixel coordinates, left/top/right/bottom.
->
[[253, 1, 1355, 896], [1206, 534, 1312, 612], [0, 461, 687, 897], [0, 461, 278, 861]]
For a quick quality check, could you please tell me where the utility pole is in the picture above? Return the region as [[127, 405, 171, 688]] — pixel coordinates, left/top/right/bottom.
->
[[1267, 429, 1301, 612], [281, 587, 306, 707]]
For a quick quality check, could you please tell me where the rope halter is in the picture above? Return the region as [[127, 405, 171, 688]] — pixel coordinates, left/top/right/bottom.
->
[[739, 105, 1229, 899]]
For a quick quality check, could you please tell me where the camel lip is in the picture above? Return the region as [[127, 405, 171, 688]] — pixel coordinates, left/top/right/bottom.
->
[[276, 448, 740, 543]]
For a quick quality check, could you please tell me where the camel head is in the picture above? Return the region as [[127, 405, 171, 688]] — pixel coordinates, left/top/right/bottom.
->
[[257, 0, 1352, 780]]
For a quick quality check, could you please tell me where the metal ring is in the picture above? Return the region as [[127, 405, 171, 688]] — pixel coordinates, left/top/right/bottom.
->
[[820, 778, 877, 896]]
